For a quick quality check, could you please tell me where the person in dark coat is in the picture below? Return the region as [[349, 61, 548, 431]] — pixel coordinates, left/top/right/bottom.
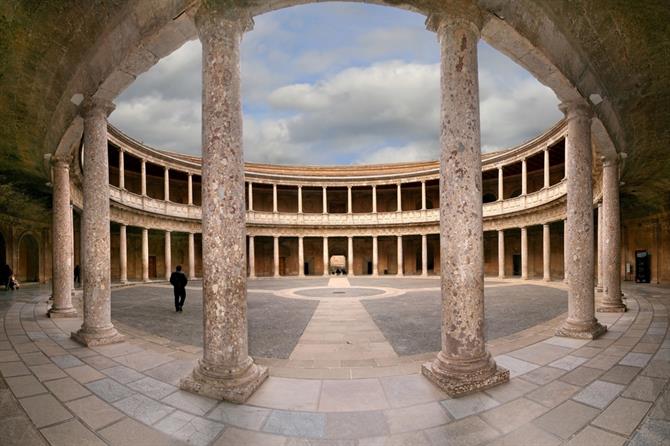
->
[[73, 265, 81, 287], [169, 265, 188, 312]]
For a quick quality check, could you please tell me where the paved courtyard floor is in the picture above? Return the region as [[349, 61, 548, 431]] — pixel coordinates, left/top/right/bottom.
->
[[0, 278, 668, 445]]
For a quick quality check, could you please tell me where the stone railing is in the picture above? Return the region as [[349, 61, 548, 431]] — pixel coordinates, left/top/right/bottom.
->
[[109, 180, 567, 225]]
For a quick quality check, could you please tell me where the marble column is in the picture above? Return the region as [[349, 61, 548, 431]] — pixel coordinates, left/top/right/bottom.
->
[[49, 158, 77, 318], [396, 184, 402, 211], [120, 225, 128, 283], [298, 236, 305, 277], [421, 234, 428, 277], [563, 219, 568, 283], [71, 98, 123, 346], [297, 185, 303, 214], [273, 236, 280, 277], [188, 174, 194, 205], [141, 228, 149, 282], [596, 202, 604, 291], [372, 235, 378, 276], [181, 6, 267, 403], [322, 186, 327, 214], [272, 184, 278, 213], [598, 158, 626, 312], [497, 167, 503, 201], [247, 182, 253, 211], [141, 160, 147, 196], [556, 101, 606, 339], [421, 181, 427, 210], [347, 186, 352, 214], [543, 224, 551, 281], [397, 235, 403, 276], [118, 150, 125, 190], [372, 186, 377, 213], [544, 147, 550, 188], [164, 167, 170, 202], [347, 236, 354, 275], [323, 237, 329, 276], [422, 8, 508, 396], [248, 236, 255, 278], [164, 231, 172, 279], [498, 230, 505, 278], [521, 227, 528, 280], [188, 232, 195, 280], [521, 159, 527, 195]]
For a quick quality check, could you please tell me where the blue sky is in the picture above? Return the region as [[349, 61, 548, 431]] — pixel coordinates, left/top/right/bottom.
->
[[110, 2, 561, 165]]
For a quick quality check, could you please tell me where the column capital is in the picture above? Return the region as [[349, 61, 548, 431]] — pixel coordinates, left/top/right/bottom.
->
[[194, 2, 254, 36], [425, 1, 484, 34], [80, 97, 115, 118], [51, 156, 71, 170], [558, 100, 592, 121], [601, 156, 620, 168]]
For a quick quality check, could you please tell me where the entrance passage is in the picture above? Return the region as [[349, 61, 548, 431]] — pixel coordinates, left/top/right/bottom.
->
[[18, 234, 39, 282]]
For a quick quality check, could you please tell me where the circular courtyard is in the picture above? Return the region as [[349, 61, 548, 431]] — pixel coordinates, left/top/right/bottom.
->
[[110, 278, 568, 363]]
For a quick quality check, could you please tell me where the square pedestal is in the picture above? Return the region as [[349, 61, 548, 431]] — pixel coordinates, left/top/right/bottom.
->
[[180, 364, 268, 404], [422, 362, 509, 397]]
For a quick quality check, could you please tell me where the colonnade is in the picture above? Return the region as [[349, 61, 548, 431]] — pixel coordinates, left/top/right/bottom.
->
[[45, 1, 627, 402]]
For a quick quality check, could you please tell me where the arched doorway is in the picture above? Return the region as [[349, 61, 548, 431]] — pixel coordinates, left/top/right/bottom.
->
[[18, 234, 39, 283]]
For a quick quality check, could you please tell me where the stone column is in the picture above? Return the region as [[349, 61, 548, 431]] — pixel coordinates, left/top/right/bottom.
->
[[372, 235, 378, 276], [272, 184, 278, 213], [49, 158, 77, 318], [164, 231, 172, 280], [323, 237, 329, 276], [543, 224, 551, 281], [556, 101, 606, 339], [421, 181, 427, 210], [596, 202, 603, 291], [141, 228, 149, 282], [164, 167, 170, 202], [248, 236, 255, 278], [396, 183, 402, 212], [521, 227, 528, 280], [71, 98, 123, 346], [347, 186, 352, 214], [347, 236, 354, 276], [188, 232, 195, 280], [498, 230, 505, 278], [421, 234, 428, 277], [598, 158, 626, 312], [118, 150, 125, 190], [521, 158, 527, 195], [422, 8, 508, 396], [297, 185, 303, 214], [188, 174, 194, 205], [298, 236, 305, 277], [247, 182, 253, 211], [181, 6, 267, 403], [497, 167, 503, 200], [397, 235, 403, 276], [544, 147, 550, 188], [273, 236, 280, 277], [141, 160, 147, 196], [372, 185, 377, 213], [563, 219, 568, 283], [119, 225, 128, 283], [322, 186, 327, 214]]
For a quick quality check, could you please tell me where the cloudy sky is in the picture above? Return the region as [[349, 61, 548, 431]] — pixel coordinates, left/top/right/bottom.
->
[[110, 2, 562, 165]]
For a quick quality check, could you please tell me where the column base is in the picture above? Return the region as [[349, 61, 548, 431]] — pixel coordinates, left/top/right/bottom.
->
[[421, 355, 509, 397], [71, 326, 124, 346], [555, 320, 607, 339], [543, 276, 551, 282], [180, 358, 268, 404], [47, 307, 78, 318], [597, 302, 627, 313]]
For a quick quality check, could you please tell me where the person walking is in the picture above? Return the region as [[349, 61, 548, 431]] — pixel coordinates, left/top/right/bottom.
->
[[169, 265, 188, 312], [73, 265, 81, 287]]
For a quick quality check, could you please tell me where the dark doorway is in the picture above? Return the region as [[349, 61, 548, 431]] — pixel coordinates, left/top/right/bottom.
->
[[304, 262, 309, 276], [367, 261, 373, 275], [149, 256, 157, 279], [19, 234, 39, 282], [512, 254, 521, 276]]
